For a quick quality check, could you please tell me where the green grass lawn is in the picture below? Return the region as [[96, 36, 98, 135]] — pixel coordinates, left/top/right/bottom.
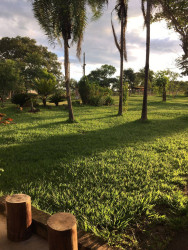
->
[[0, 95, 188, 249]]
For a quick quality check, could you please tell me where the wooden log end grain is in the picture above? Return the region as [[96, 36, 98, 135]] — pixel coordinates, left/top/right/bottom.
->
[[6, 194, 32, 241], [47, 212, 78, 250]]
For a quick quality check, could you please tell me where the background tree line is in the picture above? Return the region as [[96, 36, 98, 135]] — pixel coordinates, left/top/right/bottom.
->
[[0, 35, 187, 111], [0, 0, 187, 121]]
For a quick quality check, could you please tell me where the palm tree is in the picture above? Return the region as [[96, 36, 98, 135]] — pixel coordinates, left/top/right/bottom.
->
[[111, 0, 128, 116], [32, 0, 108, 122], [141, 0, 152, 121]]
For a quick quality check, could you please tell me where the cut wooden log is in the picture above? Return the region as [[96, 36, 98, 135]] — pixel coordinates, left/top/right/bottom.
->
[[6, 194, 32, 241], [47, 212, 78, 250]]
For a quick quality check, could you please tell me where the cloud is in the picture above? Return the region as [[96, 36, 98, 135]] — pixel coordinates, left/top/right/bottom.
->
[[0, 0, 186, 81]]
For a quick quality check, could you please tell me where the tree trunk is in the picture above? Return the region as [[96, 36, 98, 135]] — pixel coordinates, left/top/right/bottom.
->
[[64, 35, 74, 122], [42, 98, 46, 107], [141, 0, 151, 121], [118, 6, 125, 116], [31, 100, 34, 111], [163, 85, 166, 101]]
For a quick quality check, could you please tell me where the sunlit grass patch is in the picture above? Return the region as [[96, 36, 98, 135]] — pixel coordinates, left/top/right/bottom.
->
[[0, 95, 188, 249]]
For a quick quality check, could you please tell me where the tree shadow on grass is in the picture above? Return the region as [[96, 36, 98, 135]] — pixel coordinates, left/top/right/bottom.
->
[[0, 114, 187, 193], [128, 98, 188, 112], [148, 100, 188, 108]]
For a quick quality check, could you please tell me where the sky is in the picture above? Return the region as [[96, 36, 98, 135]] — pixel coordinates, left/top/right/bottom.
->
[[0, 0, 187, 81]]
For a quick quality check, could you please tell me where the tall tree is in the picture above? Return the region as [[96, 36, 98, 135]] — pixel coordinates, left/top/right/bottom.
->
[[0, 60, 20, 107], [154, 70, 170, 101], [165, 69, 179, 95], [123, 68, 136, 93], [141, 0, 152, 121], [0, 36, 62, 90], [111, 0, 128, 116], [32, 0, 108, 122], [154, 0, 188, 75], [136, 68, 154, 88]]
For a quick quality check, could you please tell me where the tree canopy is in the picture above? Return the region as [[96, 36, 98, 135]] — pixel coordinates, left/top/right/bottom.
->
[[154, 0, 188, 75], [0, 36, 62, 89], [136, 68, 154, 89], [123, 68, 136, 89], [0, 59, 20, 106], [87, 64, 117, 88], [32, 0, 108, 58], [154, 70, 170, 101]]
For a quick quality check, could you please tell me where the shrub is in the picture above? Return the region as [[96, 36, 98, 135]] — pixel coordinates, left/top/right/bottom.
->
[[34, 70, 57, 107], [184, 90, 188, 97], [11, 93, 30, 107], [78, 77, 91, 105], [104, 96, 114, 106], [24, 93, 39, 108], [89, 96, 104, 106], [49, 93, 66, 106], [78, 77, 113, 106], [72, 100, 81, 106]]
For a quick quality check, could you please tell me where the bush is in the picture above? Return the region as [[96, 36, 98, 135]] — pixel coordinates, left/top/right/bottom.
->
[[49, 93, 66, 106], [89, 96, 105, 106], [11, 93, 30, 107], [78, 77, 113, 106], [72, 100, 81, 106], [24, 93, 39, 108], [78, 77, 91, 105], [104, 96, 114, 106], [184, 90, 188, 97]]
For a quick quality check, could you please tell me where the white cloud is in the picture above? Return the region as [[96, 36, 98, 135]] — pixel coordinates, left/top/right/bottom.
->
[[0, 0, 187, 81]]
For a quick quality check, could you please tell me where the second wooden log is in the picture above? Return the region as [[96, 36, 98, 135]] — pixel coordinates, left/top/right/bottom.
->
[[47, 212, 78, 250]]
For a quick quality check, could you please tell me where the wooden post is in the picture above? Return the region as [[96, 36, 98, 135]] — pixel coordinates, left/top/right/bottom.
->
[[47, 212, 78, 250], [6, 194, 32, 241]]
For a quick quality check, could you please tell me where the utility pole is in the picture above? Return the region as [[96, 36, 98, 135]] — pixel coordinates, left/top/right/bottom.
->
[[83, 52, 86, 77]]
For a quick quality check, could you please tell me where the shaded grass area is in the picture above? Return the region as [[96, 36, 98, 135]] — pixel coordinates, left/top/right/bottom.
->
[[0, 95, 188, 249]]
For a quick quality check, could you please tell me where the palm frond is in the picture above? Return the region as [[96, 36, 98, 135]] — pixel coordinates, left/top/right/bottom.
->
[[142, 0, 147, 27], [111, 10, 121, 53], [32, 0, 108, 59], [122, 2, 128, 61]]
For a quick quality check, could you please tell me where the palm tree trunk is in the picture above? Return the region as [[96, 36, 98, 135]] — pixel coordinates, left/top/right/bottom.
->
[[64, 35, 74, 122], [42, 98, 46, 107], [31, 100, 34, 111], [118, 7, 125, 116], [141, 0, 151, 121], [163, 84, 166, 101]]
